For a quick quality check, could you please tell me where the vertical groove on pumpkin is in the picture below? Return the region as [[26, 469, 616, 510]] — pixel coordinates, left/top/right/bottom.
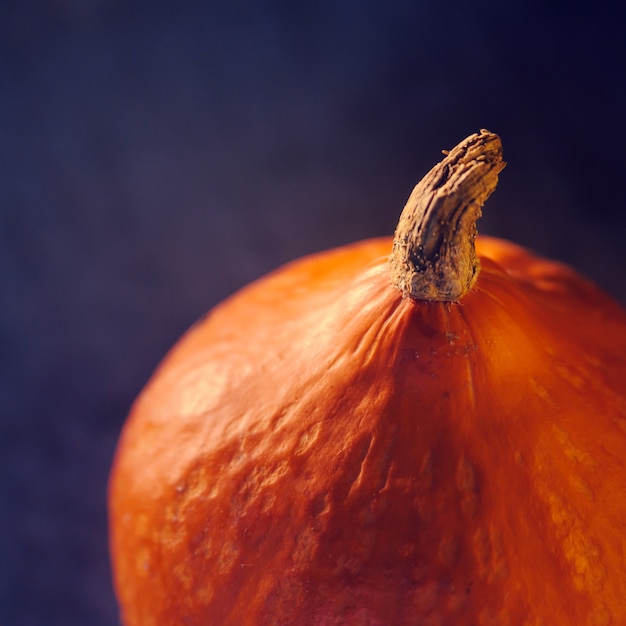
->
[[455, 305, 479, 409], [389, 129, 506, 302]]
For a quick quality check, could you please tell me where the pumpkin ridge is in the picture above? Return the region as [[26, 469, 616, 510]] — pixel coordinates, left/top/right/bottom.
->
[[452, 304, 480, 409]]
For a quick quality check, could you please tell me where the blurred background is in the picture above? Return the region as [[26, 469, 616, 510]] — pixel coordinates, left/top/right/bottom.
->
[[1, 1, 624, 624]]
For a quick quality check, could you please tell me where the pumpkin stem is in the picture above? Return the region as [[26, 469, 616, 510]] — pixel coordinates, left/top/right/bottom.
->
[[389, 129, 505, 301]]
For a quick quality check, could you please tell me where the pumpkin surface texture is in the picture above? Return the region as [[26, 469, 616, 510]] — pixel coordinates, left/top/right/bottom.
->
[[109, 130, 626, 626]]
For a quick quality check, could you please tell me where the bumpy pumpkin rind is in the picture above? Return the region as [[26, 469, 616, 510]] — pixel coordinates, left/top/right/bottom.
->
[[109, 236, 626, 626]]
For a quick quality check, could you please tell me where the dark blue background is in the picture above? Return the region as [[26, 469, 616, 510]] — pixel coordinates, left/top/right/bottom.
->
[[2, 1, 625, 624]]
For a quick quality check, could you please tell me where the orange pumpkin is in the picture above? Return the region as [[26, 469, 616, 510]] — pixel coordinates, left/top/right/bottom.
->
[[109, 130, 626, 625]]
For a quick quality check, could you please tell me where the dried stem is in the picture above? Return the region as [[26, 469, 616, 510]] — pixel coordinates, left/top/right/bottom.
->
[[389, 129, 505, 301]]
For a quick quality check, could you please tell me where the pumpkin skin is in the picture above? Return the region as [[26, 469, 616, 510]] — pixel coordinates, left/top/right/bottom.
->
[[109, 232, 626, 626]]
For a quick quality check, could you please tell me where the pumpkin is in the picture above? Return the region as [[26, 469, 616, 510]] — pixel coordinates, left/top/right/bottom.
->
[[109, 130, 626, 626]]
